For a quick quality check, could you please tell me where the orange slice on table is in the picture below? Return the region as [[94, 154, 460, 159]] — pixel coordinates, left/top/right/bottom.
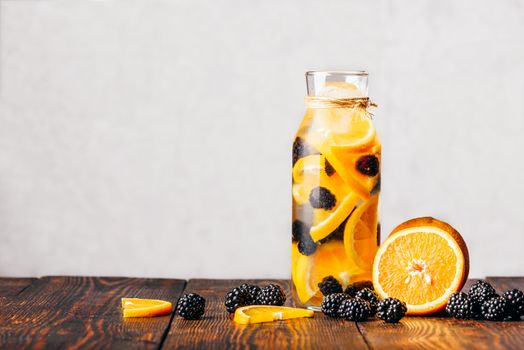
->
[[372, 217, 469, 315], [343, 195, 379, 271], [293, 240, 358, 304], [121, 298, 172, 318], [233, 305, 314, 325]]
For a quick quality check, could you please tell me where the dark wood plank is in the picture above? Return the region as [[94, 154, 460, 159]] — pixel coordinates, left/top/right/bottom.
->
[[357, 278, 524, 350], [0, 276, 185, 349], [479, 277, 524, 349], [486, 277, 524, 292], [0, 278, 36, 298], [162, 279, 369, 350]]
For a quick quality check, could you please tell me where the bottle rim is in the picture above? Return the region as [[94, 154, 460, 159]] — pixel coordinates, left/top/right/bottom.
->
[[306, 70, 368, 77]]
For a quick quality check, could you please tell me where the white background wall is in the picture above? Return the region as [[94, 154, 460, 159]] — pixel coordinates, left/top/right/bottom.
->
[[0, 0, 523, 279]]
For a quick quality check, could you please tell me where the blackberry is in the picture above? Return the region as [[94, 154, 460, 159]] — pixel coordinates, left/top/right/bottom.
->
[[292, 220, 308, 242], [481, 296, 509, 321], [320, 293, 351, 318], [344, 280, 374, 297], [224, 287, 249, 313], [355, 288, 380, 316], [469, 280, 497, 305], [318, 276, 343, 296], [445, 292, 479, 319], [177, 293, 206, 320], [324, 159, 335, 176], [297, 230, 317, 256], [376, 298, 407, 323], [239, 283, 261, 304], [502, 289, 524, 319], [292, 137, 318, 165], [356, 155, 379, 176], [256, 284, 286, 306], [309, 186, 336, 210], [338, 298, 371, 321]]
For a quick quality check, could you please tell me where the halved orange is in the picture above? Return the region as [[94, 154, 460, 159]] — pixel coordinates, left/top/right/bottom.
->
[[233, 305, 314, 325], [372, 217, 469, 315], [293, 240, 358, 304], [343, 195, 379, 271], [121, 298, 172, 318]]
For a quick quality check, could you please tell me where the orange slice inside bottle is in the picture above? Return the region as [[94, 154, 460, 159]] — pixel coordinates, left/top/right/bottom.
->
[[292, 154, 348, 206], [304, 120, 375, 200], [343, 195, 379, 271], [293, 240, 358, 304], [309, 192, 360, 242], [330, 142, 381, 193], [121, 298, 172, 318]]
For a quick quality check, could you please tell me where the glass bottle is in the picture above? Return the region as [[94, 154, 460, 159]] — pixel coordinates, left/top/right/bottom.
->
[[291, 71, 380, 309]]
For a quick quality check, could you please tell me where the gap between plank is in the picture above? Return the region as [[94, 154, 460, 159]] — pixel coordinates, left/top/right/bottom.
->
[[156, 279, 188, 350], [15, 277, 41, 296], [356, 321, 373, 350]]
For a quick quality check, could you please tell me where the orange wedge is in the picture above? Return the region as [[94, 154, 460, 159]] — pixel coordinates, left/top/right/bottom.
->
[[233, 305, 314, 325], [121, 298, 172, 318], [343, 195, 379, 271], [372, 217, 469, 315], [293, 240, 358, 304]]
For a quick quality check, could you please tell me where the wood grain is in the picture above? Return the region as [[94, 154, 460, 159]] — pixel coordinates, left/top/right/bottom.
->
[[162, 279, 369, 350], [0, 278, 36, 297], [0, 277, 522, 349], [486, 277, 524, 292], [0, 276, 185, 349], [357, 278, 523, 350]]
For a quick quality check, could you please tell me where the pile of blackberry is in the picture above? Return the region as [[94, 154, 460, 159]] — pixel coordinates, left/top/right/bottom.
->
[[224, 283, 286, 313], [318, 278, 407, 323], [446, 280, 524, 321]]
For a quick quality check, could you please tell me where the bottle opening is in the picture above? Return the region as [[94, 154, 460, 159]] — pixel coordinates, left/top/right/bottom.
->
[[306, 71, 369, 98]]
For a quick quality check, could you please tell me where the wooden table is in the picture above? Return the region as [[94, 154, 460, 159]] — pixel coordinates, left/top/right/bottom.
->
[[0, 277, 523, 349]]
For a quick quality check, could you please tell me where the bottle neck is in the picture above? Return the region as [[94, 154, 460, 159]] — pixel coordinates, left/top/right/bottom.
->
[[306, 71, 368, 98]]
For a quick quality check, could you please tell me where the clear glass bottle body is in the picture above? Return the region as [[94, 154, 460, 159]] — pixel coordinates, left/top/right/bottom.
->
[[291, 71, 380, 308]]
